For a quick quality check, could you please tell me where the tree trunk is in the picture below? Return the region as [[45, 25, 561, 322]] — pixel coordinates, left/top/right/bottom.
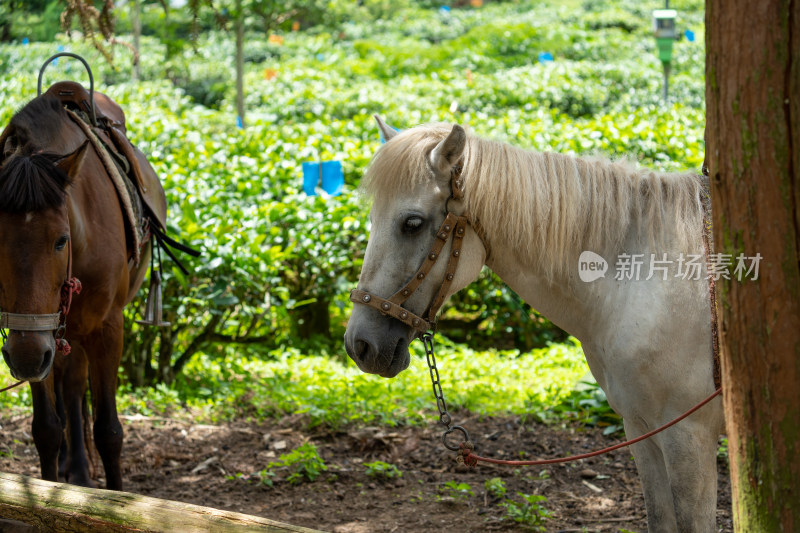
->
[[705, 1, 800, 530], [131, 0, 141, 80], [121, 325, 156, 389], [291, 299, 331, 339], [235, 0, 245, 128], [157, 323, 175, 385]]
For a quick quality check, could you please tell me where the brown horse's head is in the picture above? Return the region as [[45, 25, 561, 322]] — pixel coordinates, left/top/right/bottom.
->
[[0, 97, 87, 381]]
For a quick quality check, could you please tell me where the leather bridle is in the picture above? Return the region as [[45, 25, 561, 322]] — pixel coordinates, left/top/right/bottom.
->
[[349, 163, 489, 334], [0, 236, 82, 356]]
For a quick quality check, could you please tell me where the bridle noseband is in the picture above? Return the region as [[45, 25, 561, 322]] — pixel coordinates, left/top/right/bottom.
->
[[0, 237, 81, 356], [350, 163, 489, 334]]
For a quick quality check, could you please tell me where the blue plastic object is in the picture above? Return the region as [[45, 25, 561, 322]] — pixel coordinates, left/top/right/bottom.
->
[[52, 45, 65, 65], [439, 5, 451, 12], [684, 29, 695, 42], [22, 37, 29, 45], [302, 161, 344, 196], [538, 52, 554, 63], [236, 116, 243, 129]]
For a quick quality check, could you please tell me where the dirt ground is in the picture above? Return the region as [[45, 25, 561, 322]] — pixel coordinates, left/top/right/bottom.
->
[[0, 411, 732, 532]]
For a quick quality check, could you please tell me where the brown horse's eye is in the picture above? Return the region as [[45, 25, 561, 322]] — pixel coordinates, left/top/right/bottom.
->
[[402, 216, 424, 235], [55, 236, 68, 251]]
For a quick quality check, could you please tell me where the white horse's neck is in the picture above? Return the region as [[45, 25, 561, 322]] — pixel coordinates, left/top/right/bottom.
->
[[485, 246, 601, 342], [468, 146, 707, 343]]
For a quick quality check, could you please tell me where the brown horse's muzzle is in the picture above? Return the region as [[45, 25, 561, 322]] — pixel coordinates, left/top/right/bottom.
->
[[1, 330, 56, 382]]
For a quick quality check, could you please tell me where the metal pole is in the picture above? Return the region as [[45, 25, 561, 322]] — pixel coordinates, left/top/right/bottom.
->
[[663, 62, 670, 104], [235, 0, 245, 128]]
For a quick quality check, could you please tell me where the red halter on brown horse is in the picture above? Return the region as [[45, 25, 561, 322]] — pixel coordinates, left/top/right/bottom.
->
[[0, 54, 177, 490]]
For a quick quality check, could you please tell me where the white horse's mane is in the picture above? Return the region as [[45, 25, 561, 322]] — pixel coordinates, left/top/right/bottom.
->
[[364, 123, 708, 281]]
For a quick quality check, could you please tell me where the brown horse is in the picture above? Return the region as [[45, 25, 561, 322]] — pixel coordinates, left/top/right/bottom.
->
[[0, 92, 162, 489]]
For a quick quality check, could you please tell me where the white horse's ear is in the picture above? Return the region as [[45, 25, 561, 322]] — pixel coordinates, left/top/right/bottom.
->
[[430, 124, 466, 176], [374, 115, 398, 142]]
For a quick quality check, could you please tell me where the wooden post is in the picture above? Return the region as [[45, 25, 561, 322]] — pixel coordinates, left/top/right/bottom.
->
[[0, 472, 324, 533], [131, 0, 141, 80]]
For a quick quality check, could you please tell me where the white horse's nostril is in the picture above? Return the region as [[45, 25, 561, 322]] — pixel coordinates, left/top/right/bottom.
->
[[354, 339, 371, 362]]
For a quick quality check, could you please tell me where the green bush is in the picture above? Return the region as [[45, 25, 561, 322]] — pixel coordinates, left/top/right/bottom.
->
[[0, 0, 706, 389]]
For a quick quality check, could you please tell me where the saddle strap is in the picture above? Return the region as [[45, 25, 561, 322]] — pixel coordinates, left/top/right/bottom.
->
[[65, 108, 145, 266]]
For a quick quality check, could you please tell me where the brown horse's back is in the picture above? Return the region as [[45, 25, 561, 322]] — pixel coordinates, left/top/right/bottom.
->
[[41, 82, 167, 230]]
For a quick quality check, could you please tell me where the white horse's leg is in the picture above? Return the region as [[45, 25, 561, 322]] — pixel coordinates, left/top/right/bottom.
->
[[625, 419, 680, 533], [659, 420, 719, 533]]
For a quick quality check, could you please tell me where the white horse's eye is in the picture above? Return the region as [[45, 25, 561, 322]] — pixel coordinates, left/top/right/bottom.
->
[[402, 216, 424, 234]]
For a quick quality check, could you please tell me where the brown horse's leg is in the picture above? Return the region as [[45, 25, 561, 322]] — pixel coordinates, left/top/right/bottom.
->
[[53, 359, 68, 481], [29, 376, 62, 482], [84, 315, 124, 491], [60, 345, 93, 487]]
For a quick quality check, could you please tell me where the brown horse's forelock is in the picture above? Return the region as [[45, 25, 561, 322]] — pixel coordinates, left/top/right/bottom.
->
[[0, 153, 70, 214], [0, 96, 71, 214]]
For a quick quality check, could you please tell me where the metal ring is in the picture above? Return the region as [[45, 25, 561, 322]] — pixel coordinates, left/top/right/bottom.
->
[[442, 425, 470, 451], [37, 52, 97, 126]]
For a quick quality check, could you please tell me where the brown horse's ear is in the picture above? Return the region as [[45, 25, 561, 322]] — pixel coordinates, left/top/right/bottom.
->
[[55, 140, 90, 181], [375, 115, 398, 142], [430, 124, 466, 176]]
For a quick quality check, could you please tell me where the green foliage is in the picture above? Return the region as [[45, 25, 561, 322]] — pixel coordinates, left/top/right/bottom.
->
[[537, 379, 624, 435], [107, 338, 590, 429], [484, 477, 507, 499], [439, 480, 474, 501], [364, 460, 402, 480], [0, 0, 706, 408], [717, 437, 729, 463], [1, 0, 64, 42], [501, 492, 551, 531], [266, 442, 327, 484]]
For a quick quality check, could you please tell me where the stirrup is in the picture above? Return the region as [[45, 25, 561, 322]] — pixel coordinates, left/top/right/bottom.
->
[[136, 269, 170, 327]]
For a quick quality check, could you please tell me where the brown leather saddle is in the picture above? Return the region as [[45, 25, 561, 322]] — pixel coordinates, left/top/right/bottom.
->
[[42, 80, 167, 232]]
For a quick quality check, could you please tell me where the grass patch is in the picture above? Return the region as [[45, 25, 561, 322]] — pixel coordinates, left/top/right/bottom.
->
[[0, 338, 590, 430]]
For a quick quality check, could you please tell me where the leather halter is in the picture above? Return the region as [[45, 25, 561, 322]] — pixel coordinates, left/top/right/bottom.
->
[[0, 236, 81, 355], [350, 164, 489, 333]]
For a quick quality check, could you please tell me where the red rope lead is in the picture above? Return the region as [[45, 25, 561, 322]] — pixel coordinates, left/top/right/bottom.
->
[[59, 277, 82, 317], [0, 380, 25, 394], [462, 387, 722, 467]]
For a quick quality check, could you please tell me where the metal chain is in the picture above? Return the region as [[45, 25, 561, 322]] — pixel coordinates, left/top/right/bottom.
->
[[423, 332, 452, 428], [422, 332, 471, 452]]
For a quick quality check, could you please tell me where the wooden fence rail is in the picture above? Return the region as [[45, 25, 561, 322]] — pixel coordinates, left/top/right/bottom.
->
[[0, 472, 325, 533]]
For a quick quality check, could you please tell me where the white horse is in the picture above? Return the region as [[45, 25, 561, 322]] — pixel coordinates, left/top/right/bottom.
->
[[344, 117, 724, 532]]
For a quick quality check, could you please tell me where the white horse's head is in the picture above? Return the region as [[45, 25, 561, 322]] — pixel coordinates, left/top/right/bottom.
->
[[344, 117, 487, 377]]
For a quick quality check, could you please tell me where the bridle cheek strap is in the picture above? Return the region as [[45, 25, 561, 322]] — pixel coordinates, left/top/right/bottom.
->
[[350, 212, 469, 333]]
